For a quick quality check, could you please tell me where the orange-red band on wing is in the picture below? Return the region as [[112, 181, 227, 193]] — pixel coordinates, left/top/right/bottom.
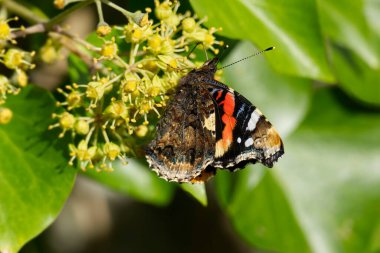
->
[[215, 90, 223, 101], [215, 92, 236, 156]]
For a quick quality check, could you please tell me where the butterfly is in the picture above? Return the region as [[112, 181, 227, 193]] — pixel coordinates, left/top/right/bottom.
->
[[145, 53, 284, 183]]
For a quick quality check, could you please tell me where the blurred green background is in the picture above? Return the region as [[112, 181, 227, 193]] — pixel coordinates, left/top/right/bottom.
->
[[1, 0, 380, 252]]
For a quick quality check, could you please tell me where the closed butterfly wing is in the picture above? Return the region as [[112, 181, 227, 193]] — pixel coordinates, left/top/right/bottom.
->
[[146, 55, 284, 183], [205, 80, 284, 170], [145, 81, 217, 182]]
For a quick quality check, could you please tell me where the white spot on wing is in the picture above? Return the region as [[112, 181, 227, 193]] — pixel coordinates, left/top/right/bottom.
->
[[246, 110, 261, 131], [245, 137, 254, 147], [237, 137, 241, 143], [204, 113, 215, 131], [215, 140, 225, 158], [236, 104, 246, 118]]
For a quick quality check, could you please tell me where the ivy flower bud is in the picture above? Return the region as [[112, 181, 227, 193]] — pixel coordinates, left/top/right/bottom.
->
[[157, 55, 178, 69], [141, 60, 158, 72], [99, 77, 113, 94], [147, 76, 163, 97], [204, 33, 215, 48], [124, 24, 141, 43], [164, 13, 180, 28], [105, 100, 128, 119], [100, 39, 118, 59], [147, 35, 163, 54], [131, 89, 140, 98], [124, 23, 153, 44], [139, 101, 152, 114], [67, 90, 82, 109], [59, 112, 75, 130], [182, 17, 196, 33], [75, 120, 90, 135], [0, 75, 10, 96], [14, 69, 28, 87], [0, 107, 12, 124], [135, 125, 148, 138], [154, 0, 172, 20], [4, 49, 23, 69], [160, 38, 175, 54], [147, 86, 161, 97], [122, 75, 139, 93], [54, 0, 65, 9], [86, 81, 105, 100], [40, 39, 60, 64], [97, 22, 112, 37], [0, 20, 11, 41], [75, 140, 97, 162], [103, 142, 120, 161]]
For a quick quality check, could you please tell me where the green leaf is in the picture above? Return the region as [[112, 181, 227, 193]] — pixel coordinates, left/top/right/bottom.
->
[[87, 160, 208, 206], [16, 0, 50, 22], [215, 88, 380, 253], [331, 46, 380, 106], [318, 0, 379, 68], [180, 183, 208, 206], [86, 159, 175, 206], [365, 0, 380, 38], [223, 41, 312, 136], [0, 86, 76, 253], [222, 168, 313, 252], [68, 54, 90, 83], [190, 0, 334, 82]]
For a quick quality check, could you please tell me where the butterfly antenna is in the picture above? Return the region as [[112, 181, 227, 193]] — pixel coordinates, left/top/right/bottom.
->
[[186, 42, 202, 59], [218, 46, 275, 70], [215, 44, 229, 65]]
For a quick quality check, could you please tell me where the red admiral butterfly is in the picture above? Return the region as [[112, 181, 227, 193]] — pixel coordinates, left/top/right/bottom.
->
[[145, 49, 284, 183]]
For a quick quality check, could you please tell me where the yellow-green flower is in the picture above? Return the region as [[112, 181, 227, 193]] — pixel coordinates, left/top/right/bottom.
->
[[0, 107, 13, 124], [52, 0, 223, 172]]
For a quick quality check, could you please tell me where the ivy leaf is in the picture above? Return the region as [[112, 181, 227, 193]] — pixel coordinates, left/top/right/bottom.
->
[[331, 46, 380, 106], [86, 159, 175, 206], [181, 183, 208, 206], [87, 160, 208, 206], [0, 86, 76, 253], [68, 54, 90, 83], [318, 0, 379, 68], [215, 89, 380, 252], [216, 168, 313, 252], [190, 0, 334, 82]]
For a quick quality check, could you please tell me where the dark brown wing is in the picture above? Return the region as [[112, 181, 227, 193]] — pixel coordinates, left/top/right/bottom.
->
[[145, 82, 216, 182]]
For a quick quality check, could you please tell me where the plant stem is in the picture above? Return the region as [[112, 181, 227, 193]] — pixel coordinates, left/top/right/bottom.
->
[[10, 0, 94, 38], [100, 0, 133, 18], [45, 0, 94, 30], [94, 0, 105, 24], [1, 0, 47, 23]]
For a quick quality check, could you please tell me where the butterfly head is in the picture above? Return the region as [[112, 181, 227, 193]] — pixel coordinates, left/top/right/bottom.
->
[[190, 57, 219, 79], [201, 57, 219, 72]]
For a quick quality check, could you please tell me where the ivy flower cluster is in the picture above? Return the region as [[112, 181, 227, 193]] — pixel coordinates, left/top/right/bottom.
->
[[0, 16, 35, 124], [50, 0, 223, 171]]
